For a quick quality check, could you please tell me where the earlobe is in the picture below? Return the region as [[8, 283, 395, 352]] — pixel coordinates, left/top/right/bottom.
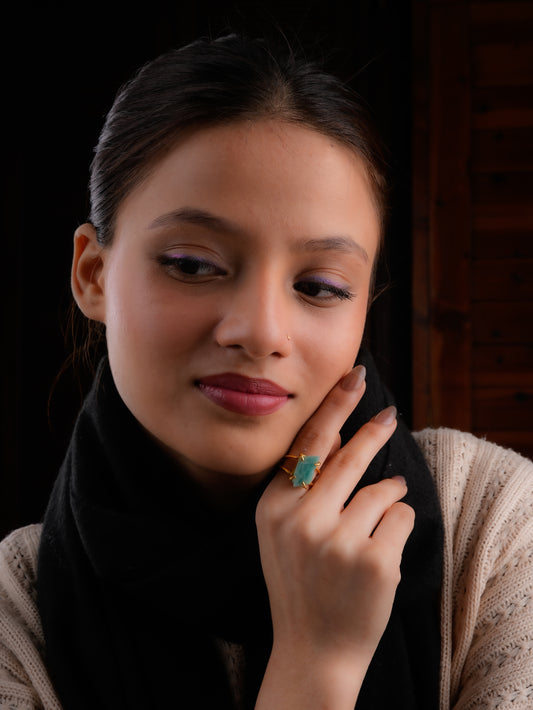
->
[[71, 223, 107, 323]]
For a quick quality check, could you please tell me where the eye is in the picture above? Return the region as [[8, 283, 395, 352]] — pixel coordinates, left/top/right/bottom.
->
[[158, 254, 225, 279], [294, 278, 354, 302]]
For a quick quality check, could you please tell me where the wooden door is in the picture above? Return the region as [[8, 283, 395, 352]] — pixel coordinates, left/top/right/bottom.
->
[[412, 0, 533, 459]]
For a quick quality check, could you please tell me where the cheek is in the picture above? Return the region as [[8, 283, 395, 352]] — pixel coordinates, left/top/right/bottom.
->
[[104, 284, 154, 353], [103, 267, 195, 351], [301, 300, 368, 390], [330, 297, 368, 357]]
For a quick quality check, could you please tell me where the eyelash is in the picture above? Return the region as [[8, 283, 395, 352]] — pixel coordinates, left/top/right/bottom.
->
[[294, 280, 354, 302], [158, 254, 223, 277], [158, 255, 354, 302]]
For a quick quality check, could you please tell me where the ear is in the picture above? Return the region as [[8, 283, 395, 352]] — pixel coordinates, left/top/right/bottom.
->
[[71, 223, 107, 323]]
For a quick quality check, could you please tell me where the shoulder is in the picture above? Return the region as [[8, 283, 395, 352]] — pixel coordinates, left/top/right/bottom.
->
[[0, 524, 42, 642], [412, 425, 533, 485], [413, 426, 533, 532], [0, 524, 41, 596], [413, 427, 533, 607], [412, 427, 533, 598], [413, 429, 533, 709], [0, 524, 61, 709]]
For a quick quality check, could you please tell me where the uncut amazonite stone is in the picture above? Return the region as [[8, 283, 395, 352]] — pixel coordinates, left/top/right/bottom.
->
[[292, 455, 320, 488]]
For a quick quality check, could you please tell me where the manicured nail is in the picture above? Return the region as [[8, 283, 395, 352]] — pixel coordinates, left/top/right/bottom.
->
[[341, 365, 366, 391], [373, 405, 397, 426]]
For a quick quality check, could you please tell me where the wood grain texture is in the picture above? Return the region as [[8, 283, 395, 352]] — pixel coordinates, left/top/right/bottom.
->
[[412, 0, 533, 459]]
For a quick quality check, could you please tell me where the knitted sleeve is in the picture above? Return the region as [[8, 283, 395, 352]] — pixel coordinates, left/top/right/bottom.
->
[[414, 428, 533, 710], [0, 524, 60, 710]]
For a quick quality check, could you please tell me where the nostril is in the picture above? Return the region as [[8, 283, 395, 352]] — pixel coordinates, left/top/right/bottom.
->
[[213, 294, 292, 358]]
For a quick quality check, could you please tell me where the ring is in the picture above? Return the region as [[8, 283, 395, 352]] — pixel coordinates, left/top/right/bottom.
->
[[280, 453, 321, 489]]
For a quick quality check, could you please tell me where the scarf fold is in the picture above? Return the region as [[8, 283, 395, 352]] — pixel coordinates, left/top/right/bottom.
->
[[37, 350, 443, 709]]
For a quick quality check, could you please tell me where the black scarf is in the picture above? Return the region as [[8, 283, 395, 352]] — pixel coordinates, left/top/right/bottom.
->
[[37, 351, 443, 709]]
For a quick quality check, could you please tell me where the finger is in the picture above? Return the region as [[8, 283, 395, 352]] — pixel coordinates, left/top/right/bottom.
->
[[268, 365, 367, 497], [310, 406, 397, 508], [324, 433, 342, 465], [339, 476, 408, 535], [293, 364, 367, 457], [371, 501, 415, 548]]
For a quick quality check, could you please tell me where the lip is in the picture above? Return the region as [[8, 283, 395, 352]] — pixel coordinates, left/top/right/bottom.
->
[[196, 373, 291, 416]]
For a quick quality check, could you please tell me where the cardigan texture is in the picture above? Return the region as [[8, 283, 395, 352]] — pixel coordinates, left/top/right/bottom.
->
[[0, 428, 532, 710]]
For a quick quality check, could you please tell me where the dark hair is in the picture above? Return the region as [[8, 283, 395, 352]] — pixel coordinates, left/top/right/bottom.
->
[[89, 33, 389, 248], [62, 34, 390, 388]]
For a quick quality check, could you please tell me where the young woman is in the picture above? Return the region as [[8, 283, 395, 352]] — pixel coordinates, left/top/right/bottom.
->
[[1, 35, 532, 710]]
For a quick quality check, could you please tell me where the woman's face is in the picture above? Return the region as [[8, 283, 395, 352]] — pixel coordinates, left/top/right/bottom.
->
[[95, 120, 380, 493]]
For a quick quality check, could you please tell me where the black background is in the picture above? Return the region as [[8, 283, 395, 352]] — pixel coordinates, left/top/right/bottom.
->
[[2, 0, 413, 538]]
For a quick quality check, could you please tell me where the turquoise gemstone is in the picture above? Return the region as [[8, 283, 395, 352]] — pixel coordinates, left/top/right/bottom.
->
[[292, 455, 320, 487]]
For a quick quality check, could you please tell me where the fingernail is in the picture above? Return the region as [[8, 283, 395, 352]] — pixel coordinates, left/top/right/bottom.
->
[[373, 405, 397, 426], [341, 365, 366, 392], [391, 475, 406, 485]]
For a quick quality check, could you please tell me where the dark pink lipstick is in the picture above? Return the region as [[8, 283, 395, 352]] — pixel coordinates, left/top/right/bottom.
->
[[196, 373, 291, 416]]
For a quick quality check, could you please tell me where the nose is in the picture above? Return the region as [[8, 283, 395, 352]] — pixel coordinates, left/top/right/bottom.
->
[[214, 271, 292, 359]]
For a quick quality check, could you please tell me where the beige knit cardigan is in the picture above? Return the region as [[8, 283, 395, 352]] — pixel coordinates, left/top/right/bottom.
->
[[1, 428, 532, 709]]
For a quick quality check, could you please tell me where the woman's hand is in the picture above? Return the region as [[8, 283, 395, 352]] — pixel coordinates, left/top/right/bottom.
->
[[255, 365, 415, 710]]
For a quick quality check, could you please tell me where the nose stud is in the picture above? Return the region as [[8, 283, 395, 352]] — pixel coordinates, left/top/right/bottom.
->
[[286, 334, 291, 341]]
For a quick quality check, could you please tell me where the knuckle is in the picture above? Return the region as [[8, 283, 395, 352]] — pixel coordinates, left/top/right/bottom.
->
[[361, 545, 399, 583], [332, 445, 364, 473], [297, 428, 323, 453], [334, 428, 391, 475], [356, 483, 382, 506], [324, 533, 356, 566], [256, 497, 284, 532], [394, 501, 416, 528], [259, 503, 319, 547], [290, 508, 322, 546], [361, 418, 394, 447]]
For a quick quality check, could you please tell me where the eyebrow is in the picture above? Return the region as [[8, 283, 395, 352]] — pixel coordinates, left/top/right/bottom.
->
[[148, 207, 246, 236], [299, 236, 369, 263], [148, 207, 369, 263]]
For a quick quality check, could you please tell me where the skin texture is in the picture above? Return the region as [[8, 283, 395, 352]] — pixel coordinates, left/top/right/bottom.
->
[[256, 381, 413, 709], [72, 120, 379, 500], [72, 119, 415, 707]]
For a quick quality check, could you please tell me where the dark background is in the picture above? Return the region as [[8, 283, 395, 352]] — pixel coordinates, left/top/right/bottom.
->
[[2, 0, 413, 539]]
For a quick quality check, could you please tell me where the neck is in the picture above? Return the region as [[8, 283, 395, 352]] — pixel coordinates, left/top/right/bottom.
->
[[166, 446, 271, 513]]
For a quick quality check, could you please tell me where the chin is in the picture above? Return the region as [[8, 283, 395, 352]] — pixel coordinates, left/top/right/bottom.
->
[[172, 436, 289, 480], [199, 451, 283, 478]]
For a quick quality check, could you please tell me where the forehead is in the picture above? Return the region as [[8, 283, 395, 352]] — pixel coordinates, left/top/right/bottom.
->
[[114, 120, 380, 260]]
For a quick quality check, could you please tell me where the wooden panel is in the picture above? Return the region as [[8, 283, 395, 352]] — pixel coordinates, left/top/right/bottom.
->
[[412, 0, 533, 452], [411, 0, 432, 429], [472, 258, 533, 300], [473, 429, 533, 460], [470, 2, 533, 23], [428, 2, 472, 430], [472, 344, 533, 387], [472, 201, 533, 231], [473, 387, 533, 429], [470, 0, 533, 457], [473, 302, 533, 343], [473, 44, 533, 87], [470, 20, 533, 45], [473, 231, 533, 259], [472, 86, 533, 129], [471, 128, 533, 172], [472, 171, 533, 202]]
